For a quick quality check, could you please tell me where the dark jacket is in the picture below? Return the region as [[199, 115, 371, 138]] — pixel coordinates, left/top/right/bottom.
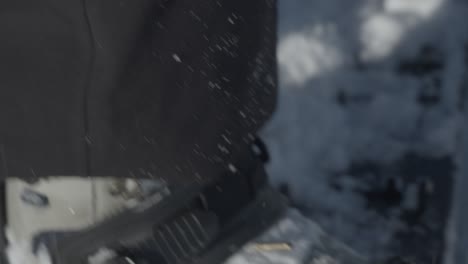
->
[[0, 0, 277, 185]]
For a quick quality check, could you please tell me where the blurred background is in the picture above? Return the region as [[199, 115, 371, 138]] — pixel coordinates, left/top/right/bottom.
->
[[262, 0, 468, 263]]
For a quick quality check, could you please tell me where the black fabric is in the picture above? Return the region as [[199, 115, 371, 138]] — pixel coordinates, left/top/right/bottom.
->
[[0, 0, 278, 185], [0, 1, 91, 179], [0, 182, 6, 262]]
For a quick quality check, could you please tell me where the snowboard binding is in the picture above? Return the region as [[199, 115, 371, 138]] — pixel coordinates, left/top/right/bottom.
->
[[1, 140, 287, 264]]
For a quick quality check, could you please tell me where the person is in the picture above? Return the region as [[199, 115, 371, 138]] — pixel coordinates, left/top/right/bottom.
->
[[0, 1, 371, 263]]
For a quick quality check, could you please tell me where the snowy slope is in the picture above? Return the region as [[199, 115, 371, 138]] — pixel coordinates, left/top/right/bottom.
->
[[226, 209, 367, 264], [263, 0, 468, 262]]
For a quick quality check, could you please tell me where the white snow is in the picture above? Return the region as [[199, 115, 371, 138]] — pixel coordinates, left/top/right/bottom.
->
[[225, 209, 366, 264], [88, 248, 118, 264], [264, 0, 468, 260], [6, 229, 51, 264], [278, 28, 346, 86], [5, 178, 128, 264], [172, 54, 182, 63], [228, 163, 238, 173], [385, 0, 445, 17], [360, 14, 406, 61]]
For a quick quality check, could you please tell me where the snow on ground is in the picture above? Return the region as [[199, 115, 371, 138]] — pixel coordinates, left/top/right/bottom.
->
[[263, 0, 468, 261], [6, 229, 51, 264], [226, 209, 367, 264]]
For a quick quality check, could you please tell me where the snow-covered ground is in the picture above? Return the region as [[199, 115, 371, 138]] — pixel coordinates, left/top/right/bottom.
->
[[263, 0, 468, 262], [226, 209, 367, 264]]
